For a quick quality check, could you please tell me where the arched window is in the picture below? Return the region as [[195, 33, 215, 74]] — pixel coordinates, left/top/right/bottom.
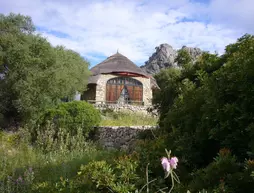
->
[[106, 77, 143, 103]]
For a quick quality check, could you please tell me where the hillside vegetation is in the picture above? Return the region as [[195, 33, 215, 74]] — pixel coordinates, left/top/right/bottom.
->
[[150, 34, 254, 192], [0, 13, 254, 193]]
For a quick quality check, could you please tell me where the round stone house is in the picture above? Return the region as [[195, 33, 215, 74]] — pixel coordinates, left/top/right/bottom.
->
[[82, 52, 158, 105]]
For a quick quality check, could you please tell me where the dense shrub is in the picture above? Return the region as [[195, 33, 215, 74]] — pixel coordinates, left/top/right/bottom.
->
[[39, 101, 101, 137], [144, 34, 254, 192], [76, 153, 140, 193], [189, 149, 254, 193]]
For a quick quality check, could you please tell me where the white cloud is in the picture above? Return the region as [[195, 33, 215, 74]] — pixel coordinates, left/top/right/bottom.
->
[[209, 0, 254, 32], [0, 0, 253, 65]]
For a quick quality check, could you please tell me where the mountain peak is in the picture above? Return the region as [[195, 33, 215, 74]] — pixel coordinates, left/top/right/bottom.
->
[[140, 45, 203, 74]]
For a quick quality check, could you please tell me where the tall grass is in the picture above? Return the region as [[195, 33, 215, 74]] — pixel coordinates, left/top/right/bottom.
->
[[0, 112, 158, 192], [0, 126, 120, 193], [100, 111, 158, 126]]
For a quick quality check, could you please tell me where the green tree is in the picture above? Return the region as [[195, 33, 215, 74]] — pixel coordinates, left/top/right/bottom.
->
[[0, 13, 90, 127], [149, 34, 254, 192], [153, 68, 181, 126], [175, 48, 192, 66]]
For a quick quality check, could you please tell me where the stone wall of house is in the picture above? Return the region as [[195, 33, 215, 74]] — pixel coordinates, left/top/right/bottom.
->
[[95, 74, 152, 105], [133, 76, 152, 105], [95, 125, 158, 149]]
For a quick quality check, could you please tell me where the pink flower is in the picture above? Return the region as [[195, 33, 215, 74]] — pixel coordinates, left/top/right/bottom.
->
[[161, 157, 170, 172], [16, 176, 23, 183], [170, 157, 178, 169]]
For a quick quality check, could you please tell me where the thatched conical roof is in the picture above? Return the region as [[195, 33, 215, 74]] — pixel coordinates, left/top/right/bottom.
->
[[88, 52, 159, 89], [90, 52, 148, 77]]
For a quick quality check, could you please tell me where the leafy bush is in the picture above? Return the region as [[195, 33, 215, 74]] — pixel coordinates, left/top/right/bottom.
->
[[189, 149, 254, 193], [76, 153, 140, 193], [38, 101, 101, 137]]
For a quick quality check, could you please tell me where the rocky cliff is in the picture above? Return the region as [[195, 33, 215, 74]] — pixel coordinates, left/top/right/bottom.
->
[[140, 44, 202, 74]]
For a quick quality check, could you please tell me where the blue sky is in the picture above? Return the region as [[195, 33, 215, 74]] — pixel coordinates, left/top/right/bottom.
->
[[1, 0, 253, 67]]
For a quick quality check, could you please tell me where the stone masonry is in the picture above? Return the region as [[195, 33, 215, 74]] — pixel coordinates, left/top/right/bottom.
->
[[93, 103, 158, 116], [95, 74, 152, 105], [95, 125, 158, 150]]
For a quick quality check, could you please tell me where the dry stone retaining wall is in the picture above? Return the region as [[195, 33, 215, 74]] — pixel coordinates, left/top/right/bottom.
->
[[95, 126, 158, 150], [94, 103, 157, 115]]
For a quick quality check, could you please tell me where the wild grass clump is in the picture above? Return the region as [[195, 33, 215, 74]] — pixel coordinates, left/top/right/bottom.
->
[[0, 125, 120, 193], [0, 125, 180, 193], [100, 111, 158, 126]]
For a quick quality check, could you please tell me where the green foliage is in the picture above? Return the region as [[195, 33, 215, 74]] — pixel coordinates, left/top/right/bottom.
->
[[189, 149, 254, 193], [136, 135, 166, 174], [2, 13, 254, 193], [175, 48, 192, 66], [76, 153, 140, 193], [150, 34, 254, 192], [0, 127, 119, 193], [39, 101, 101, 137], [0, 167, 35, 193], [34, 124, 89, 153], [0, 13, 90, 126], [0, 13, 35, 34], [203, 34, 254, 160], [153, 68, 182, 126]]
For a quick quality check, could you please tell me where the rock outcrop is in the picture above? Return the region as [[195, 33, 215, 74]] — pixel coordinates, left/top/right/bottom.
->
[[140, 44, 203, 74], [181, 46, 203, 60]]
